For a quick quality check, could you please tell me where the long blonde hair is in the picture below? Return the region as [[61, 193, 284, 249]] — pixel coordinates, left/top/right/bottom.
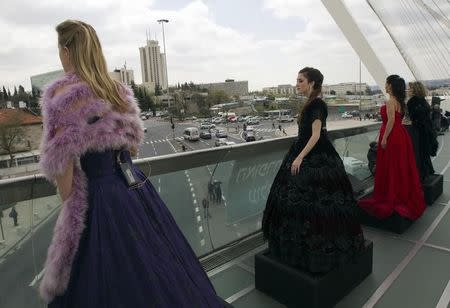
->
[[56, 20, 127, 112]]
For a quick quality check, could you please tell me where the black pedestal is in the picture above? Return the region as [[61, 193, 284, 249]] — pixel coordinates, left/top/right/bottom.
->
[[255, 241, 373, 308], [423, 174, 443, 205], [356, 206, 413, 234]]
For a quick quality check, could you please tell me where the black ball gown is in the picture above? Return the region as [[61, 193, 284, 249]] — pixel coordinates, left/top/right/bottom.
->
[[262, 98, 364, 273]]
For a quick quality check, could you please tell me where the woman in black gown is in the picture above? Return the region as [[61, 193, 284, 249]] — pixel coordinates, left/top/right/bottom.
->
[[404, 81, 438, 181], [262, 67, 364, 273]]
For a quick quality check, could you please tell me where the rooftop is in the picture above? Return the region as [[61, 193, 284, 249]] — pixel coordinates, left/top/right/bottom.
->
[[0, 109, 42, 126]]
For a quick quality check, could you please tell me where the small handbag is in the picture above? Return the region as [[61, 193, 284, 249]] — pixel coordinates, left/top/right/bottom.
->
[[116, 150, 145, 189]]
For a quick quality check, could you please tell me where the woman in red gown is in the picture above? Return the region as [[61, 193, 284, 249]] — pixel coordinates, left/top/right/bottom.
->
[[358, 75, 425, 221]]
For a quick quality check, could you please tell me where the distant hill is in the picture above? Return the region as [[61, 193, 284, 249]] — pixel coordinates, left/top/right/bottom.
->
[[422, 79, 450, 89], [369, 78, 450, 91]]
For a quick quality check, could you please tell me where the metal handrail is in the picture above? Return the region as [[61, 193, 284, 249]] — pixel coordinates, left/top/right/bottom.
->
[[0, 122, 381, 206]]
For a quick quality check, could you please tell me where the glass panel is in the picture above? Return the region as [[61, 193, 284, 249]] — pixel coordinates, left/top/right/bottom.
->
[[0, 193, 61, 308], [151, 167, 214, 256], [333, 130, 378, 181], [204, 149, 285, 250]]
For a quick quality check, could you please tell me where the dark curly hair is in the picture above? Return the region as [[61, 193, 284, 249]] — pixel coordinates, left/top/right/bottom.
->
[[299, 67, 324, 122], [386, 74, 406, 114]]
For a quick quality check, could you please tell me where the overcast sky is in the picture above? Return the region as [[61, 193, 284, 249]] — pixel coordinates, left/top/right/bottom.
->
[[0, 0, 417, 92]]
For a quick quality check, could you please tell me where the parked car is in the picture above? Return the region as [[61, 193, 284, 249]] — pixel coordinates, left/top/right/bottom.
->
[[200, 131, 212, 139], [215, 129, 228, 138], [212, 117, 224, 124], [247, 119, 260, 125], [243, 130, 256, 142], [350, 110, 360, 117], [279, 116, 294, 122], [200, 122, 215, 130], [341, 112, 353, 119], [215, 138, 236, 147]]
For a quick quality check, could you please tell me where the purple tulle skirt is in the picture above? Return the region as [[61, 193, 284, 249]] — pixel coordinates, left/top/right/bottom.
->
[[49, 150, 222, 308]]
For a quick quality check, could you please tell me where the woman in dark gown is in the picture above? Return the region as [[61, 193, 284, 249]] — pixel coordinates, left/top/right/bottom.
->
[[358, 75, 425, 221], [262, 67, 364, 273], [404, 81, 438, 181], [39, 20, 224, 308]]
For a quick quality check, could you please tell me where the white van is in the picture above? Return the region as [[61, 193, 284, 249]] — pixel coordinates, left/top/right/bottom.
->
[[183, 127, 200, 141]]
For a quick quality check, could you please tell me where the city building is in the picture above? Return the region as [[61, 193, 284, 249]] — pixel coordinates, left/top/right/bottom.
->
[[262, 85, 296, 95], [262, 87, 278, 94], [139, 39, 168, 93], [109, 65, 134, 86], [322, 82, 368, 96], [0, 108, 42, 158], [30, 70, 64, 93], [277, 84, 296, 95], [201, 79, 248, 97]]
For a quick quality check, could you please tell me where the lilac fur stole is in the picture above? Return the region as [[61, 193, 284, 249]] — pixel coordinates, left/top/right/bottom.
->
[[38, 72, 143, 302]]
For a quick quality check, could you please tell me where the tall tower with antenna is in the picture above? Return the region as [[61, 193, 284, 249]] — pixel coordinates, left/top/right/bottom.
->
[[139, 31, 168, 93]]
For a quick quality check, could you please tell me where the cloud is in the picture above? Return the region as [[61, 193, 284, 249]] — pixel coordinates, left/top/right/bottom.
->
[[262, 0, 417, 82], [1, 0, 429, 93]]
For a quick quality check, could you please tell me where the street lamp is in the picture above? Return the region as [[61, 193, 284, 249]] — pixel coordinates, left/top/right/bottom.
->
[[157, 19, 169, 93], [359, 58, 362, 120]]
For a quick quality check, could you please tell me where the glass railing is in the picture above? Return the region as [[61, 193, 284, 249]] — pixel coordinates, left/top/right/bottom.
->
[[0, 122, 380, 308]]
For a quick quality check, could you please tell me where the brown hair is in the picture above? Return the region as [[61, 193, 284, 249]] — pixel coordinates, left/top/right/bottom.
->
[[298, 67, 323, 123], [386, 75, 406, 114], [408, 81, 427, 98], [56, 20, 127, 112]]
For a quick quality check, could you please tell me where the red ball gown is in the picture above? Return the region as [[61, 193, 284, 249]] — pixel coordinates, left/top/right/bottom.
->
[[358, 105, 425, 220]]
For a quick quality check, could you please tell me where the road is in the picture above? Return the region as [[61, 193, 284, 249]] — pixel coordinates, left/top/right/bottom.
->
[[137, 117, 297, 157]]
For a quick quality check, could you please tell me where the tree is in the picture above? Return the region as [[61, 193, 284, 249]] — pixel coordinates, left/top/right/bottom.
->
[[192, 93, 209, 117], [171, 92, 186, 120], [13, 86, 17, 97], [330, 90, 336, 95], [0, 111, 26, 166], [130, 80, 137, 91], [346, 91, 354, 95], [2, 86, 7, 101], [267, 94, 275, 101], [135, 87, 144, 109], [17, 85, 29, 104], [206, 90, 229, 108], [155, 84, 162, 96], [365, 86, 372, 96], [29, 87, 41, 114], [143, 92, 155, 113]]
